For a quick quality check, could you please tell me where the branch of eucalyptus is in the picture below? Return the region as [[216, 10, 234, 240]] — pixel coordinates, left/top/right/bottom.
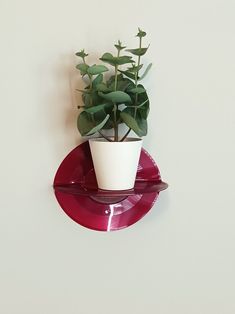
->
[[88, 74, 93, 107], [113, 49, 120, 142], [134, 36, 142, 110], [120, 128, 131, 142], [98, 131, 113, 142], [121, 37, 142, 141], [114, 65, 118, 91], [113, 104, 118, 141], [88, 75, 111, 142]]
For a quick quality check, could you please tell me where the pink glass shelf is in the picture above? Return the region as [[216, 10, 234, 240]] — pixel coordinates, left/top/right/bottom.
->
[[54, 180, 168, 197], [53, 141, 168, 231]]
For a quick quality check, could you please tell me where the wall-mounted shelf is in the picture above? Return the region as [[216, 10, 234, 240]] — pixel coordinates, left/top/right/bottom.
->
[[53, 141, 168, 231], [54, 180, 167, 197]]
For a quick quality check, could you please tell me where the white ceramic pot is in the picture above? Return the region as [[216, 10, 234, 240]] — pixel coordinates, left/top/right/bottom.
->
[[89, 138, 143, 190]]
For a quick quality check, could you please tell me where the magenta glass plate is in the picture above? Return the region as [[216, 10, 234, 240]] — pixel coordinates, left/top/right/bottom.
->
[[53, 141, 168, 231]]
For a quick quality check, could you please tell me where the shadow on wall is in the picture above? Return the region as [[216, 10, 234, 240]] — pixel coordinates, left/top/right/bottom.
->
[[44, 52, 84, 159], [143, 189, 170, 225]]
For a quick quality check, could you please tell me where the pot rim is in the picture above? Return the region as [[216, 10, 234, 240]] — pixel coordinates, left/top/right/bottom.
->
[[89, 137, 143, 143]]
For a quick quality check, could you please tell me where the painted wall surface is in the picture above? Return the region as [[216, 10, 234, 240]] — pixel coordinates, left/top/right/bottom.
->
[[1, 0, 235, 313]]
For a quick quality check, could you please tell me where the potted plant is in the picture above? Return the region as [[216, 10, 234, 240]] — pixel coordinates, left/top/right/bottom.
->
[[75, 28, 152, 190]]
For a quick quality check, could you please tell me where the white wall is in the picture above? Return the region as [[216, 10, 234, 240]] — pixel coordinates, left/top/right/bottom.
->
[[1, 0, 235, 313]]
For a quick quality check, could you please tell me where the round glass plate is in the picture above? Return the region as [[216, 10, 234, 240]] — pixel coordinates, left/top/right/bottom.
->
[[53, 141, 167, 231]]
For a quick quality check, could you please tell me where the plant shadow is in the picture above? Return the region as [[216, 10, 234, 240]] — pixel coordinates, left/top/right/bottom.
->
[[44, 52, 85, 159]]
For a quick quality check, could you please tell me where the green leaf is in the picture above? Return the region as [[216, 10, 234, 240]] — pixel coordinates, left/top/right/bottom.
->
[[106, 74, 123, 87], [76, 63, 89, 75], [115, 40, 126, 51], [100, 53, 134, 66], [87, 64, 108, 75], [139, 106, 149, 120], [128, 87, 146, 94], [116, 56, 134, 65], [136, 28, 146, 38], [81, 89, 103, 108], [125, 86, 150, 119], [120, 110, 147, 136], [100, 53, 115, 65], [82, 93, 92, 107], [86, 114, 110, 135], [96, 83, 111, 93], [92, 74, 103, 88], [91, 91, 104, 107], [108, 77, 133, 92], [84, 104, 106, 114], [99, 91, 132, 103], [137, 99, 149, 108], [118, 70, 137, 80], [84, 103, 113, 114], [127, 64, 143, 73], [136, 88, 150, 119], [117, 79, 133, 91], [119, 65, 144, 80], [75, 49, 88, 58], [137, 116, 147, 136], [77, 111, 93, 135], [139, 63, 152, 80], [77, 111, 110, 136], [126, 46, 149, 56], [102, 109, 123, 130]]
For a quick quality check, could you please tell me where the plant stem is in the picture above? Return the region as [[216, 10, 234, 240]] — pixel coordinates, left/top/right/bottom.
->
[[98, 131, 113, 142], [113, 104, 118, 141], [134, 36, 142, 115], [121, 37, 142, 141], [114, 65, 118, 91], [88, 74, 93, 107], [113, 49, 120, 142], [120, 128, 131, 142]]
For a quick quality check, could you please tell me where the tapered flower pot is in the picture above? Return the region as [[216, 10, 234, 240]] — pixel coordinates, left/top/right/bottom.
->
[[89, 138, 143, 190]]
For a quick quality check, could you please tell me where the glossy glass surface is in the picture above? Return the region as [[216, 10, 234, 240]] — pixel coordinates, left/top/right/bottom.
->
[[53, 141, 168, 231]]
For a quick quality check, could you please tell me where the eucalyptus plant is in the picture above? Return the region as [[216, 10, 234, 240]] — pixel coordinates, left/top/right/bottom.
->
[[75, 28, 152, 142]]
